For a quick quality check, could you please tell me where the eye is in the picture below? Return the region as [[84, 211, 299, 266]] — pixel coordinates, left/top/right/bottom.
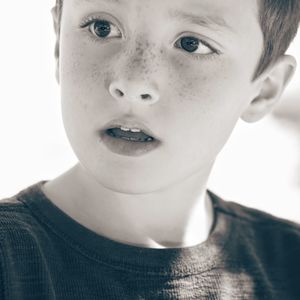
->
[[90, 20, 121, 38], [175, 36, 216, 55], [81, 18, 122, 39]]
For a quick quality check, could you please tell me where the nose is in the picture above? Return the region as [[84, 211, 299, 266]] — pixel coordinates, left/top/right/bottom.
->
[[109, 81, 160, 105]]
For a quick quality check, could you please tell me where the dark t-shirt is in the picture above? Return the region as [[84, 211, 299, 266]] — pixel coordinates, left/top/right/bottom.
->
[[0, 181, 299, 300]]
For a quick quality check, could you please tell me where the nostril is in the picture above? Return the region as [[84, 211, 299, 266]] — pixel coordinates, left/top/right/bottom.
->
[[109, 82, 159, 103], [141, 94, 152, 100], [115, 88, 124, 97]]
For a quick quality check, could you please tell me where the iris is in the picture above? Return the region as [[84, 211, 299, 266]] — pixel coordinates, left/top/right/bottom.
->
[[180, 37, 199, 52], [93, 20, 111, 38]]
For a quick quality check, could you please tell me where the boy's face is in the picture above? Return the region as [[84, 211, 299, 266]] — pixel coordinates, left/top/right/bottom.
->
[[57, 0, 263, 193]]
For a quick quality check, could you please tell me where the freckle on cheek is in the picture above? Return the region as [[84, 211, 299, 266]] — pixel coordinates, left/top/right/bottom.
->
[[172, 71, 208, 102]]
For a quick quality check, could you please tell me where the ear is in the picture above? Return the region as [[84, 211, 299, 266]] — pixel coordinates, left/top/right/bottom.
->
[[51, 6, 61, 84], [241, 55, 297, 123]]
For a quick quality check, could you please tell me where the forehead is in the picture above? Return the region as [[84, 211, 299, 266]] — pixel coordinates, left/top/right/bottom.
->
[[69, 0, 260, 34], [71, 0, 259, 17]]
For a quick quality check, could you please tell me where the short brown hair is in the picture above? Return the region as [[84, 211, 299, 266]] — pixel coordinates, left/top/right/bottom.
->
[[255, 0, 300, 77], [54, 0, 300, 79]]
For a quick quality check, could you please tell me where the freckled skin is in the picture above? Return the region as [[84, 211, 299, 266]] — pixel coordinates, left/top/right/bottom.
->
[[59, 0, 264, 193]]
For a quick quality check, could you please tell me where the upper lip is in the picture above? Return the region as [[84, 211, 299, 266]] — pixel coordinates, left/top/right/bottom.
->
[[101, 117, 160, 141]]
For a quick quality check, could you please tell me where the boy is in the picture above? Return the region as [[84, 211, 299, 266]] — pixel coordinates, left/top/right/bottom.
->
[[1, 0, 300, 299]]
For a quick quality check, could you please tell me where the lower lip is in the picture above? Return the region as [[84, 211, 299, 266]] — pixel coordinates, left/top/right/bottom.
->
[[99, 131, 161, 157]]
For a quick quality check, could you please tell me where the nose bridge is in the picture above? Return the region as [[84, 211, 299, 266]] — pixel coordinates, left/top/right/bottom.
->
[[109, 36, 161, 105], [123, 36, 158, 81]]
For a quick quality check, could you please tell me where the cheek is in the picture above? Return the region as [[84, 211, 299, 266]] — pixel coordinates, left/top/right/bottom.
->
[[165, 55, 228, 110], [164, 55, 252, 148], [166, 54, 251, 111], [61, 40, 112, 86], [60, 35, 122, 113]]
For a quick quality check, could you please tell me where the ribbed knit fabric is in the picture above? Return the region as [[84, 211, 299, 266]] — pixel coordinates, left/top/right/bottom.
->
[[0, 181, 299, 299]]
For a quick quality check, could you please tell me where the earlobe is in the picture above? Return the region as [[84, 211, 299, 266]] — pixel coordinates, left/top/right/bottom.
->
[[241, 55, 297, 123]]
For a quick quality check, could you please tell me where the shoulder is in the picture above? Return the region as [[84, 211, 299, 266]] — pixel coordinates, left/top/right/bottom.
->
[[209, 191, 300, 297], [209, 189, 300, 230], [210, 190, 300, 244], [0, 184, 50, 248], [209, 190, 300, 264], [0, 195, 35, 237], [0, 183, 57, 283]]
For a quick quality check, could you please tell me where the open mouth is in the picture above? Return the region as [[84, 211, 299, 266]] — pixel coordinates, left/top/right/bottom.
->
[[100, 123, 161, 156], [105, 128, 155, 142]]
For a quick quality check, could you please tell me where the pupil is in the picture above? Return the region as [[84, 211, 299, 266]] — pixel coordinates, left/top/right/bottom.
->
[[180, 37, 199, 52], [94, 20, 111, 38]]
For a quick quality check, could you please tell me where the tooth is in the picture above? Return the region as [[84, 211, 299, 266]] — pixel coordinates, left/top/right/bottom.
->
[[120, 126, 130, 131], [130, 128, 141, 132], [121, 136, 139, 142]]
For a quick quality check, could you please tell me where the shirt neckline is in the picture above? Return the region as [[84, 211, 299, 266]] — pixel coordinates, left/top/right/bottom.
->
[[17, 180, 232, 276]]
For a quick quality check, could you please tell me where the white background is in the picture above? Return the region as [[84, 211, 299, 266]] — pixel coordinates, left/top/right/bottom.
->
[[0, 1, 299, 222]]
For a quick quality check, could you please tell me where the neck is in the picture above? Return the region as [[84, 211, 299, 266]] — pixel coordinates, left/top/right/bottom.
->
[[42, 162, 215, 249]]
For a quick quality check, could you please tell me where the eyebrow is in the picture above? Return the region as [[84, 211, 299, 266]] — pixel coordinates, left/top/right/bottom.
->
[[169, 10, 235, 34]]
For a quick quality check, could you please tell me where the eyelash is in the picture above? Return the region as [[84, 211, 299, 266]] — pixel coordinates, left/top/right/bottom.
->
[[80, 16, 221, 60]]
